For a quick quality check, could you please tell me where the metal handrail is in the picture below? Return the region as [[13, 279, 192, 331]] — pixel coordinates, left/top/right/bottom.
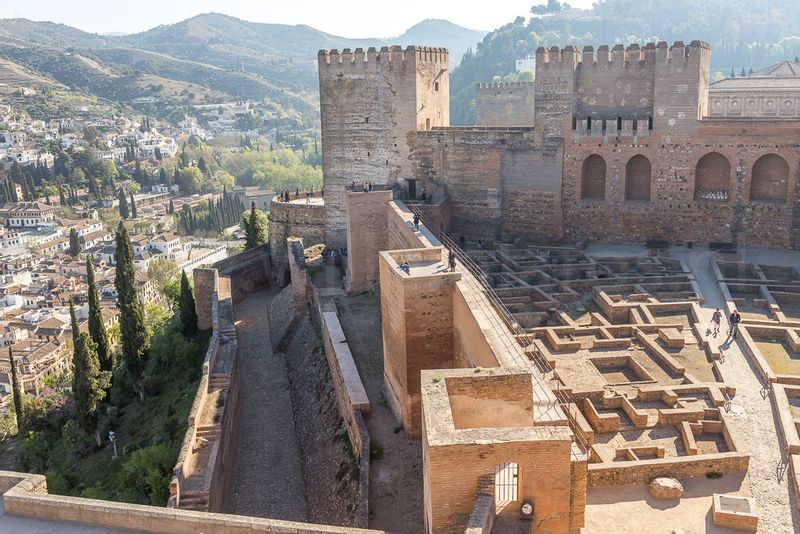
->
[[407, 205, 589, 453]]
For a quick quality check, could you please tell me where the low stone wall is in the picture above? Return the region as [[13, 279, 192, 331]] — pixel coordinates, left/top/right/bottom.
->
[[587, 452, 749, 486], [268, 283, 296, 350], [0, 471, 385, 534]]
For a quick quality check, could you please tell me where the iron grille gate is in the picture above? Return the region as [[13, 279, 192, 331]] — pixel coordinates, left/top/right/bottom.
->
[[494, 463, 519, 505]]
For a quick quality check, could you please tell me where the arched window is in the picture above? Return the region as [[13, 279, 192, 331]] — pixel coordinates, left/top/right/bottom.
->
[[751, 154, 789, 202], [694, 152, 731, 201], [625, 155, 651, 201], [581, 154, 606, 200]]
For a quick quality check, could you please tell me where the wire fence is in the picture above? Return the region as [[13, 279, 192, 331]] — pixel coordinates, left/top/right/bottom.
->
[[408, 204, 590, 453]]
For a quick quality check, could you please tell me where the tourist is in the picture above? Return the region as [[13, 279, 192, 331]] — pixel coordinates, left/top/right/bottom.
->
[[728, 309, 742, 339], [711, 308, 723, 337], [351, 180, 356, 192], [413, 213, 420, 229], [296, 187, 300, 199], [399, 261, 411, 275], [306, 191, 310, 203], [421, 186, 427, 202], [448, 250, 456, 272]]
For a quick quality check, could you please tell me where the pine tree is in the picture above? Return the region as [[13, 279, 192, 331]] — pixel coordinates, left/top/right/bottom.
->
[[130, 192, 137, 219], [86, 258, 112, 372], [68, 228, 81, 257], [9, 350, 24, 433], [118, 188, 129, 219], [179, 270, 198, 334], [741, 67, 746, 77], [72, 332, 111, 445], [114, 222, 148, 399]]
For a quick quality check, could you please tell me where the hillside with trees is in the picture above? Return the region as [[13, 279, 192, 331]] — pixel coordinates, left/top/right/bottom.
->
[[450, 0, 800, 124]]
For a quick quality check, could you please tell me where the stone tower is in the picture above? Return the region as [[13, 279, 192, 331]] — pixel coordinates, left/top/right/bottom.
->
[[318, 46, 450, 247], [653, 40, 711, 132]]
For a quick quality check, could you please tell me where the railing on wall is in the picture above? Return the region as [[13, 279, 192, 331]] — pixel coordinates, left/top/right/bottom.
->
[[407, 204, 589, 455]]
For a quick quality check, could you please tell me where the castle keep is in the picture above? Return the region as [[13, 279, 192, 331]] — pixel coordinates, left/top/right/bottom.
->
[[318, 41, 800, 250]]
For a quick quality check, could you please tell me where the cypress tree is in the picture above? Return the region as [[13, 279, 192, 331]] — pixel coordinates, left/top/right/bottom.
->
[[45, 188, 51, 205], [168, 199, 174, 214], [244, 202, 265, 250], [114, 222, 148, 399], [118, 188, 129, 219], [72, 332, 111, 445], [179, 270, 198, 334], [9, 350, 24, 433], [130, 192, 137, 219], [159, 168, 167, 184], [69, 301, 79, 348], [68, 228, 80, 256], [86, 258, 112, 372]]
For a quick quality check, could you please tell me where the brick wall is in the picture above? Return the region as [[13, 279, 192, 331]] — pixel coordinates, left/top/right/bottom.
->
[[346, 190, 392, 294], [587, 452, 749, 486], [561, 125, 800, 248], [423, 431, 573, 533]]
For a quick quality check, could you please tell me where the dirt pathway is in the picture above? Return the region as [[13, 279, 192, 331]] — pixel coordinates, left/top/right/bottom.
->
[[225, 288, 309, 521], [674, 248, 799, 533], [336, 292, 424, 534]]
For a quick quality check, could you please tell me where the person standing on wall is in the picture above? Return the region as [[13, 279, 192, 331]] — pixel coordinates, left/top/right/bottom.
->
[[728, 309, 742, 339]]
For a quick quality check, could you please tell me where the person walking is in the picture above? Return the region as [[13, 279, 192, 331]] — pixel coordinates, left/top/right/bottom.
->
[[413, 213, 420, 229], [711, 308, 723, 337], [728, 309, 742, 339], [448, 250, 456, 272], [351, 180, 356, 192]]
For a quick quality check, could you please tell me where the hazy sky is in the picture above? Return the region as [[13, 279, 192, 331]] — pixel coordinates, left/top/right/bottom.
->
[[3, 0, 595, 36]]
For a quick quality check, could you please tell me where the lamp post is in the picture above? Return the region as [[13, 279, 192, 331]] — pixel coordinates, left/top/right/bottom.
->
[[109, 430, 118, 459]]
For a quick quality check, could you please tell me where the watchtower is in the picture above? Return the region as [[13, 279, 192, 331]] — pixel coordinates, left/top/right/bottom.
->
[[318, 46, 450, 247]]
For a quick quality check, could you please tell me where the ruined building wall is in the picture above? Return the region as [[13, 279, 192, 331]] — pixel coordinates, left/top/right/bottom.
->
[[318, 46, 449, 248], [475, 82, 536, 127]]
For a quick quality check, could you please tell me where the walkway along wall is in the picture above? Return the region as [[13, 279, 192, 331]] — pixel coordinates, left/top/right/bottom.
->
[[170, 272, 239, 512]]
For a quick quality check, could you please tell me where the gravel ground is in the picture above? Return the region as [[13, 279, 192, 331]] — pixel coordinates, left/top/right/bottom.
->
[[225, 288, 309, 521], [336, 292, 425, 534], [676, 249, 800, 533]]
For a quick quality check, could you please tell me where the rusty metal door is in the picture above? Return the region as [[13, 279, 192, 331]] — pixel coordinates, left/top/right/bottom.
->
[[494, 462, 519, 505]]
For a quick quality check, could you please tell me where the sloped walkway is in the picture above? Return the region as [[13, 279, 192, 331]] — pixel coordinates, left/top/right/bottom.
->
[[674, 248, 799, 533], [225, 289, 308, 521]]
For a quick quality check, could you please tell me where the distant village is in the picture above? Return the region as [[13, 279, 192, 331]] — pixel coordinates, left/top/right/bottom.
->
[[0, 99, 277, 412]]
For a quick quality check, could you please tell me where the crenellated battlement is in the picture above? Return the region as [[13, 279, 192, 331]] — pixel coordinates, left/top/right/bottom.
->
[[476, 82, 536, 90], [537, 40, 710, 67], [317, 45, 449, 68]]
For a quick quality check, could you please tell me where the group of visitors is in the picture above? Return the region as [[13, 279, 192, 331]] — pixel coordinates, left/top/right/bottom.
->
[[710, 307, 742, 340], [322, 247, 348, 264], [279, 186, 322, 203], [351, 180, 374, 192]]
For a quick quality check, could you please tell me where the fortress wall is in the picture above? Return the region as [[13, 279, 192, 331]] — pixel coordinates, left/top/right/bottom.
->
[[410, 129, 564, 241], [346, 190, 393, 294], [575, 44, 656, 118], [475, 82, 536, 127], [561, 128, 800, 248]]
